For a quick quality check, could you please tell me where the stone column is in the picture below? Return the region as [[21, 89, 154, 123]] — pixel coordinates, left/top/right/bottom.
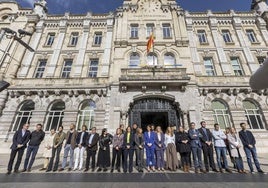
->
[[46, 16, 67, 77]]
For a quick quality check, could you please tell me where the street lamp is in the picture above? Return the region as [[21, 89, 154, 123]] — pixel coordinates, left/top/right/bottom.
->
[[0, 28, 34, 91]]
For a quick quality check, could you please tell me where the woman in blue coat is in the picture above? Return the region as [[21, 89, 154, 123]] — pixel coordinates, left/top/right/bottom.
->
[[144, 125, 156, 172]]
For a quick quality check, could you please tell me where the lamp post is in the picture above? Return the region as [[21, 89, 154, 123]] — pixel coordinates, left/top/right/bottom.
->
[[0, 28, 34, 92]]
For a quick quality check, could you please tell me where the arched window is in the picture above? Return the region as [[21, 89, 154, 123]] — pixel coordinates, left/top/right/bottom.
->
[[211, 100, 232, 129], [147, 53, 157, 66], [129, 53, 140, 67], [243, 100, 265, 129], [12, 100, 35, 131], [164, 53, 175, 67], [76, 100, 96, 130], [45, 101, 65, 131]]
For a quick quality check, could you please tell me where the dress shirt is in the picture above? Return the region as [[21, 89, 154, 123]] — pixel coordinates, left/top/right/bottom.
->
[[79, 132, 85, 144], [88, 134, 95, 145]]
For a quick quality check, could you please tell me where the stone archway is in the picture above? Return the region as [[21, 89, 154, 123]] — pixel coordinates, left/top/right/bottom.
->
[[128, 97, 181, 133]]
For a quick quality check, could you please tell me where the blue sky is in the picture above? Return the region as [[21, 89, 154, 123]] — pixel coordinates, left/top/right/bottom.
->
[[16, 0, 253, 14]]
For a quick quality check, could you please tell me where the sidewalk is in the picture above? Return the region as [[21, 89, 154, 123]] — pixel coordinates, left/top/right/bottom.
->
[[0, 153, 268, 174]]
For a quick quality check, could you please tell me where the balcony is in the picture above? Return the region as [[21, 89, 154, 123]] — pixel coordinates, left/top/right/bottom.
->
[[119, 67, 190, 91]]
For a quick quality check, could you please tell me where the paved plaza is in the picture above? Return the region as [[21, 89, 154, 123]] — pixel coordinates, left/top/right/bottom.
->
[[0, 153, 268, 187]]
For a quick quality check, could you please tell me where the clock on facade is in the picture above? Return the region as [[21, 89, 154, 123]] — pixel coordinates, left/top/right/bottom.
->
[[139, 0, 161, 13]]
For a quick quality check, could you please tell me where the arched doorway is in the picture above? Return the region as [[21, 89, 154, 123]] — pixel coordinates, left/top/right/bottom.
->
[[128, 97, 181, 133]]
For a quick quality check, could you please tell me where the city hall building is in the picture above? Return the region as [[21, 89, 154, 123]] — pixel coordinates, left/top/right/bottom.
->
[[0, 0, 268, 153]]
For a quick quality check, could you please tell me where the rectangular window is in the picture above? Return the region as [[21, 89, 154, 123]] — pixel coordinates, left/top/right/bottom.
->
[[146, 24, 154, 37], [130, 24, 138, 38], [257, 56, 266, 66], [246, 29, 257, 43], [204, 57, 216, 76], [222, 30, 232, 43], [46, 33, 55, 46], [69, 32, 79, 46], [197, 30, 208, 44], [162, 24, 171, 38], [61, 59, 72, 78], [88, 59, 99, 78], [93, 32, 102, 45], [34, 60, 47, 78], [231, 57, 244, 76]]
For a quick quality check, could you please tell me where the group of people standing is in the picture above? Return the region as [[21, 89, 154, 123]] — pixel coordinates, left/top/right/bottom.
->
[[6, 121, 265, 175]]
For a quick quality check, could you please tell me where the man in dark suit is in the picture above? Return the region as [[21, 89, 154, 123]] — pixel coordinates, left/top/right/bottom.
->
[[84, 127, 99, 172], [7, 123, 31, 174], [198, 121, 218, 172], [239, 122, 265, 174]]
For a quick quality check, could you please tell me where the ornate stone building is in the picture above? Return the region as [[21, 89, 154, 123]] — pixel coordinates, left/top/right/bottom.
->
[[0, 0, 268, 153]]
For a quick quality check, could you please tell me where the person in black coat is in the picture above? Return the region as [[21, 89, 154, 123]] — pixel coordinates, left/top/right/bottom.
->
[[7, 123, 31, 174], [97, 128, 113, 172], [239, 122, 264, 173], [198, 121, 218, 172], [84, 127, 99, 172], [122, 126, 135, 173], [176, 126, 191, 172]]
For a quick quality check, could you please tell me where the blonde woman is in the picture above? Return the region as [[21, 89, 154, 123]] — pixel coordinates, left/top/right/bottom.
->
[[165, 126, 178, 171], [40, 129, 55, 171]]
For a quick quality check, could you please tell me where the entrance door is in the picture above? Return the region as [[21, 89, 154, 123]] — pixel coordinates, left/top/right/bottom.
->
[[141, 112, 168, 132], [128, 97, 180, 131]]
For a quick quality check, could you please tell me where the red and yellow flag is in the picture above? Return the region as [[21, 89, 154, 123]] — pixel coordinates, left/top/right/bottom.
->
[[146, 33, 154, 53]]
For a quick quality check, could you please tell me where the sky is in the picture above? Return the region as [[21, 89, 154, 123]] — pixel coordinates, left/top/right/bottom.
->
[[15, 0, 254, 14]]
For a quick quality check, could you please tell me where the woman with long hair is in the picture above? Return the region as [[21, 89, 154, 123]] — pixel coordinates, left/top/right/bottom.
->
[[111, 128, 124, 173], [144, 125, 156, 172], [134, 127, 145, 172], [154, 126, 165, 171], [97, 128, 113, 172], [165, 126, 178, 171], [227, 127, 247, 173]]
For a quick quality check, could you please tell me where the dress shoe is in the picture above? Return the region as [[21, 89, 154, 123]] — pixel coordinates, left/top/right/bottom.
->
[[84, 169, 89, 172], [14, 170, 19, 173], [46, 169, 51, 172], [21, 169, 27, 173], [58, 168, 64, 172], [258, 169, 266, 174], [117, 168, 121, 173], [68, 168, 72, 171], [200, 169, 206, 173], [226, 168, 232, 173], [27, 169, 31, 172], [39, 168, 46, 171], [52, 169, 57, 172], [219, 168, 224, 173], [6, 171, 11, 175], [97, 168, 102, 172], [91, 168, 95, 172], [195, 169, 200, 173], [103, 168, 108, 172], [110, 169, 114, 173], [212, 169, 219, 173]]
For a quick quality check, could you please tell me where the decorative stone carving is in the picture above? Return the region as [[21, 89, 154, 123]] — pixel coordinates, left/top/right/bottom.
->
[[141, 85, 146, 93]]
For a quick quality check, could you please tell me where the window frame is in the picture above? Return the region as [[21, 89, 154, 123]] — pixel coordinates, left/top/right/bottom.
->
[[93, 32, 102, 46], [203, 57, 216, 76], [76, 100, 96, 130], [243, 100, 265, 129], [45, 32, 55, 46], [130, 24, 139, 39], [45, 101, 65, 131], [129, 53, 140, 67], [212, 100, 232, 129], [34, 59, 47, 78], [162, 24, 172, 39], [246, 29, 258, 43], [230, 57, 244, 76], [197, 30, 208, 44], [88, 59, 99, 78], [69, 32, 79, 46], [146, 23, 155, 38], [61, 59, 73, 78], [222, 30, 233, 43]]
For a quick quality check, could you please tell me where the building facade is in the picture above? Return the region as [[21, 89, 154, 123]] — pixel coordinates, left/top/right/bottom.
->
[[0, 0, 268, 153]]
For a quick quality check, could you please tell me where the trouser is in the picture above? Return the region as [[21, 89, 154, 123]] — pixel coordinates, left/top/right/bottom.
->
[[123, 149, 134, 172], [180, 152, 190, 166], [136, 148, 144, 170], [155, 149, 164, 169], [85, 148, 96, 169], [234, 157, 244, 171], [215, 147, 228, 169], [7, 148, 25, 172], [145, 147, 155, 167], [47, 145, 62, 171], [244, 146, 261, 172], [62, 144, 74, 169], [111, 148, 122, 169], [43, 158, 49, 168], [192, 147, 203, 169], [202, 144, 216, 170], [24, 145, 39, 170], [74, 146, 85, 169]]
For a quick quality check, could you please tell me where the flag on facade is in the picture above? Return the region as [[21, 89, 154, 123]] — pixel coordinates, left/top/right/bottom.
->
[[146, 33, 154, 53]]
